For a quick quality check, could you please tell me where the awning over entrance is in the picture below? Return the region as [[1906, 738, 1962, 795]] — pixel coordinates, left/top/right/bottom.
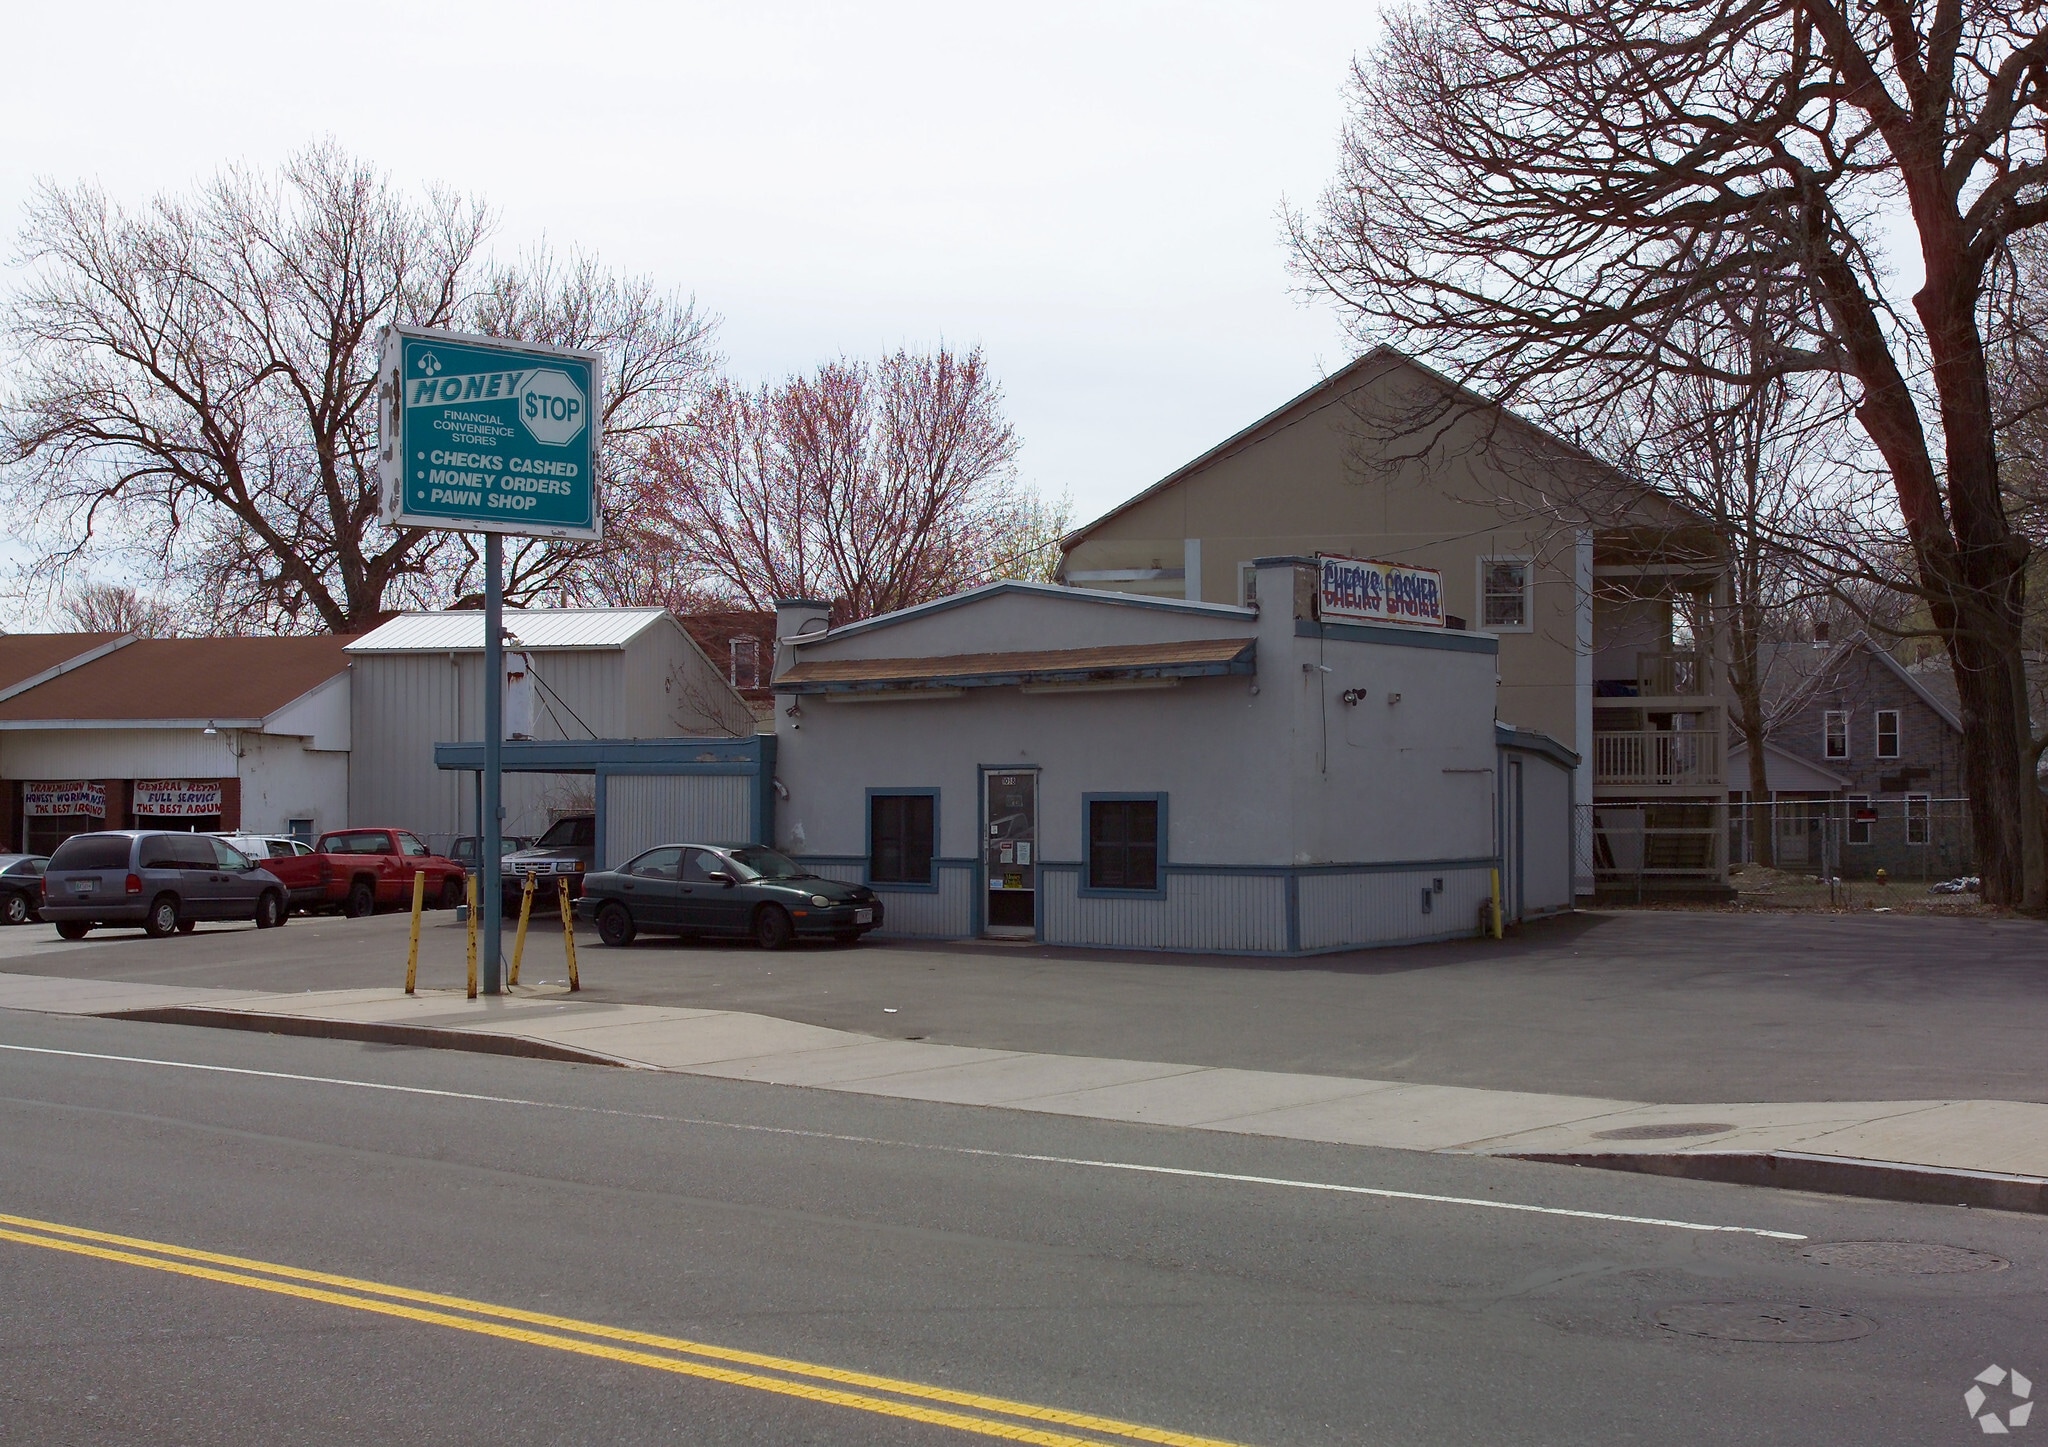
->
[[776, 638, 1256, 695]]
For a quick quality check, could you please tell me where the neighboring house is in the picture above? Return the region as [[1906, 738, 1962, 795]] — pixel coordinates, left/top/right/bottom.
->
[[679, 610, 780, 727], [0, 635, 354, 854], [1739, 633, 1971, 878], [1057, 345, 1734, 894], [345, 607, 753, 848]]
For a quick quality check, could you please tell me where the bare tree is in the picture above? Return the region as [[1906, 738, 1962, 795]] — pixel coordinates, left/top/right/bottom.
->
[[1292, 0, 2048, 908], [2, 144, 716, 634], [610, 346, 1046, 619], [58, 580, 179, 636]]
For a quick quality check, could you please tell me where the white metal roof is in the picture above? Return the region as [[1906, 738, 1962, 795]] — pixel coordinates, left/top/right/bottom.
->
[[345, 608, 672, 654]]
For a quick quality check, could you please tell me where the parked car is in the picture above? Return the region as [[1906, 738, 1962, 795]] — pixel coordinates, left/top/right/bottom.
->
[[503, 815, 598, 902], [39, 830, 289, 939], [311, 828, 467, 917], [212, 833, 325, 910], [0, 854, 47, 926], [577, 842, 883, 950]]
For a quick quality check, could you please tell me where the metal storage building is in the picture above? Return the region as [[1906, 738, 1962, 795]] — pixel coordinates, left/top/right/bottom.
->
[[345, 607, 752, 848]]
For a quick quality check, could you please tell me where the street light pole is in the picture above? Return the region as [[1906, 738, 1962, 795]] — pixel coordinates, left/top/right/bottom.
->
[[482, 531, 504, 995]]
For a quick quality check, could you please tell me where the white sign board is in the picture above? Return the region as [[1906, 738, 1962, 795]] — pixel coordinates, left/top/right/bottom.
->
[[1317, 554, 1446, 629], [24, 781, 107, 818], [133, 780, 223, 817]]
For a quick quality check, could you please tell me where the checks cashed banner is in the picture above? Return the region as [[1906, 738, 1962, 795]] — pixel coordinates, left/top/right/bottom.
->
[[133, 780, 222, 817], [23, 782, 106, 818], [1317, 554, 1446, 629]]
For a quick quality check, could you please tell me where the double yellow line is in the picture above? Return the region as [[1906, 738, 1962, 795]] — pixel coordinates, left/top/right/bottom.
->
[[0, 1211, 1246, 1447]]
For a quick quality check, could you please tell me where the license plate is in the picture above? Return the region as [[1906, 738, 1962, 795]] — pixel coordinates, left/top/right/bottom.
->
[[854, 909, 873, 924], [68, 879, 93, 895]]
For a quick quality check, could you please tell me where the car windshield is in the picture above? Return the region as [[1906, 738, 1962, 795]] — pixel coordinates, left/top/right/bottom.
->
[[724, 847, 813, 881], [536, 817, 594, 849]]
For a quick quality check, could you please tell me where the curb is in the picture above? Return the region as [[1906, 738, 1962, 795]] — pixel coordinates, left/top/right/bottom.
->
[[1502, 1149, 2048, 1215], [102, 1006, 634, 1069]]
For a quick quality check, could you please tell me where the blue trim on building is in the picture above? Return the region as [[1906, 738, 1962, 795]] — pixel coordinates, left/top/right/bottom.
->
[[1076, 792, 1169, 899], [863, 787, 942, 892], [1295, 618, 1499, 656]]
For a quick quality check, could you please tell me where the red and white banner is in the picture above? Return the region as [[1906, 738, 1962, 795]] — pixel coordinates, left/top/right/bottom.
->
[[132, 779, 223, 817], [23, 781, 107, 818]]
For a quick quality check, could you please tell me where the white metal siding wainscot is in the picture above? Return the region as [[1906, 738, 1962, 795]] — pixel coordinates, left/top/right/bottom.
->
[[605, 775, 752, 866], [800, 860, 976, 937], [1039, 868, 1289, 952], [1295, 865, 1494, 951]]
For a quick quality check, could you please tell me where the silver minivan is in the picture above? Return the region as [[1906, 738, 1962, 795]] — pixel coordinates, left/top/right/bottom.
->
[[39, 830, 289, 939]]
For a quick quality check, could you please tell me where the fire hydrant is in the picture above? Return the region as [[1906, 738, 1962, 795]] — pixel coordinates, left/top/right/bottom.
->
[[1875, 867, 1889, 887]]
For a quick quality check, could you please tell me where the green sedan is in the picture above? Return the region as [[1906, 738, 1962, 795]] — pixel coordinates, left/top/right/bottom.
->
[[576, 843, 885, 950]]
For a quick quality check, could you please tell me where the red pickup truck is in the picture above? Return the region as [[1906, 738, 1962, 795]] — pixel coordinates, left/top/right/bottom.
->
[[310, 829, 468, 917]]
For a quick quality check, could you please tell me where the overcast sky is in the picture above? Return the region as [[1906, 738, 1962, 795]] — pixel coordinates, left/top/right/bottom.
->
[[2, 1, 1373, 535]]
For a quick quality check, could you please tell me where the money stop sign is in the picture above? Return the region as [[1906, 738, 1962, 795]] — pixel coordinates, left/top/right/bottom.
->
[[520, 369, 587, 446]]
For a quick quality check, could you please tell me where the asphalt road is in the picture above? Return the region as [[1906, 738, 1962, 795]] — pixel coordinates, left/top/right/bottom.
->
[[3, 906, 2045, 1103], [1, 1009, 2044, 1445]]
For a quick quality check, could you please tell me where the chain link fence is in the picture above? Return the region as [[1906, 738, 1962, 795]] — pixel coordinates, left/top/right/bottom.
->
[[1575, 796, 1981, 909]]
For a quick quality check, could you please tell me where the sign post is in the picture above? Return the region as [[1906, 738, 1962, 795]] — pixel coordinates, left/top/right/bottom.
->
[[379, 326, 603, 994]]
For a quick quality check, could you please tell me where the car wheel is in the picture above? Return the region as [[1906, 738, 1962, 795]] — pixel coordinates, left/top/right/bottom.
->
[[2, 892, 28, 927], [55, 921, 91, 941], [255, 891, 286, 929], [753, 904, 794, 952], [596, 902, 636, 948], [440, 876, 466, 910], [144, 895, 181, 939], [343, 879, 377, 918]]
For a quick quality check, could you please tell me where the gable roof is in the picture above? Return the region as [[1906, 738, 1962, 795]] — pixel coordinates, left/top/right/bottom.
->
[[0, 636, 354, 727], [345, 607, 672, 653], [1767, 633, 1964, 735], [1059, 345, 1703, 553], [0, 632, 132, 701]]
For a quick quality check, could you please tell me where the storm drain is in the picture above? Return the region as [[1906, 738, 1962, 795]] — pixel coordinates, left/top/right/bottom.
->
[[1798, 1240, 2009, 1275], [1592, 1121, 1736, 1141], [1653, 1301, 1878, 1343]]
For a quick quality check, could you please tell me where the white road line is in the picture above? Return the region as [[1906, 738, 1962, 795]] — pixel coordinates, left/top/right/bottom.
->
[[0, 1040, 1806, 1240]]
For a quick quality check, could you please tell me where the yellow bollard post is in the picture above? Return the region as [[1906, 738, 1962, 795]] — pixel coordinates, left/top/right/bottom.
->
[[509, 874, 535, 987], [557, 877, 580, 992], [1489, 868, 1504, 940], [465, 871, 479, 1000], [404, 870, 426, 994]]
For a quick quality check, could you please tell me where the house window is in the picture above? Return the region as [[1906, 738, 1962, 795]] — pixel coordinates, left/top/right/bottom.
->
[[1875, 709, 1900, 759], [730, 637, 761, 689], [1905, 793, 1931, 846], [1847, 794, 1872, 846], [1086, 796, 1162, 893], [286, 818, 313, 844], [1479, 558, 1531, 630], [1823, 710, 1849, 760], [868, 792, 936, 886], [1238, 563, 1258, 608]]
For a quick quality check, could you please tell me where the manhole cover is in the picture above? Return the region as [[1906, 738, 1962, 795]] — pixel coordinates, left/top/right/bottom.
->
[[1593, 1121, 1736, 1141], [1654, 1301, 1877, 1343], [1798, 1241, 2009, 1275]]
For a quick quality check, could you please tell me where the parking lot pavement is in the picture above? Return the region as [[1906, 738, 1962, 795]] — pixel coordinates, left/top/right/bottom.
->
[[1, 905, 2043, 1106]]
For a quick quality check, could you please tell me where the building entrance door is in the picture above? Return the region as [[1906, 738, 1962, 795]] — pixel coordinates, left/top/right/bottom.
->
[[983, 770, 1038, 936]]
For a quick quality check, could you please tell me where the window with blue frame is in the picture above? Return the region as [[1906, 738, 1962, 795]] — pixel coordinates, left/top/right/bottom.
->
[[869, 793, 936, 885], [1087, 797, 1161, 892]]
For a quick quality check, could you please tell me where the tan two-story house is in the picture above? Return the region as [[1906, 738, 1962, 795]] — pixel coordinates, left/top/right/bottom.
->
[[1058, 347, 1734, 895]]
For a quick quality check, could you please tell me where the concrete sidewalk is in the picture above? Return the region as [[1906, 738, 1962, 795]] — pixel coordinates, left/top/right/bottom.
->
[[3, 969, 2044, 1210]]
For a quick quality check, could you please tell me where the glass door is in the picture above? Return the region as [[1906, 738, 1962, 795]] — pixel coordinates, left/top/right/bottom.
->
[[983, 770, 1038, 935]]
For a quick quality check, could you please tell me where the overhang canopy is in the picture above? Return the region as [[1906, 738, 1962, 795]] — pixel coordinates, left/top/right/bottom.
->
[[777, 638, 1257, 695]]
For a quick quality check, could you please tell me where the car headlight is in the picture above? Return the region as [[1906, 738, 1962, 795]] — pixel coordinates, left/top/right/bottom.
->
[[810, 895, 830, 907]]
